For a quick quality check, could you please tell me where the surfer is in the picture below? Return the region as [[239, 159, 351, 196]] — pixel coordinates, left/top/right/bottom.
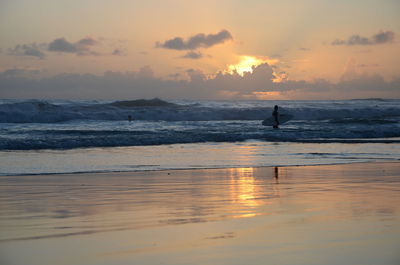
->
[[272, 105, 279, 128], [262, 105, 291, 127], [128, 115, 133, 122]]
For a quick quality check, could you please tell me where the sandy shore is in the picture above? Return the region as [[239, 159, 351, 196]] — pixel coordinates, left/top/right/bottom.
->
[[1, 162, 400, 265]]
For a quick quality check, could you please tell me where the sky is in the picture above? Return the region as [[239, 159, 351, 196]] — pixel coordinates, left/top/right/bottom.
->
[[0, 0, 399, 100]]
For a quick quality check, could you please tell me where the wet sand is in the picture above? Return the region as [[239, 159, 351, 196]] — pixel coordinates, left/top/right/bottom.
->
[[1, 162, 400, 265]]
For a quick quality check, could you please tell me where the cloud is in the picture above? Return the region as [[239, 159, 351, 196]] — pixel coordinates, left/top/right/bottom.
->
[[48, 38, 77, 52], [1, 63, 399, 100], [357, 63, 379, 68], [340, 58, 381, 81], [182, 51, 204, 59], [76, 37, 97, 46], [373, 31, 395, 44], [156, 29, 232, 50], [48, 37, 99, 55], [0, 68, 41, 77], [8, 43, 46, 59], [7, 37, 102, 59], [332, 30, 395, 46], [168, 73, 182, 80], [112, 48, 127, 56]]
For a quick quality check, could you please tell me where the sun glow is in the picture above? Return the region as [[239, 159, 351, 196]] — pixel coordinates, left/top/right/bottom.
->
[[253, 91, 281, 100], [227, 55, 278, 76]]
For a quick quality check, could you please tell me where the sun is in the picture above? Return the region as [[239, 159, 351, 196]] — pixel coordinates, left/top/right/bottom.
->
[[227, 56, 264, 75], [227, 55, 278, 76]]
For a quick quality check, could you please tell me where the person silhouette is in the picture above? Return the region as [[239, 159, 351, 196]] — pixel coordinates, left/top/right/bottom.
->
[[272, 105, 279, 129]]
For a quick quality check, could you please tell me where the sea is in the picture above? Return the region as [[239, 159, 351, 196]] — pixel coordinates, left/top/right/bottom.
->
[[0, 98, 399, 175]]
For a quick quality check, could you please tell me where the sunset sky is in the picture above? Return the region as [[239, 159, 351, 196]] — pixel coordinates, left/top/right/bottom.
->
[[1, 0, 399, 99]]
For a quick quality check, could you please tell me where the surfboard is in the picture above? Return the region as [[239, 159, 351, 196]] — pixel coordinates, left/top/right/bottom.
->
[[262, 114, 293, 126]]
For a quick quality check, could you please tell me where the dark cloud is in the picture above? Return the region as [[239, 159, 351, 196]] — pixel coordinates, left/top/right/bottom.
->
[[8, 43, 46, 59], [373, 31, 395, 44], [7, 37, 107, 59], [168, 73, 182, 80], [1, 63, 399, 100], [112, 48, 127, 56], [156, 30, 232, 50], [0, 68, 41, 78], [77, 37, 97, 46], [182, 51, 204, 59], [48, 38, 77, 52], [332, 30, 395, 46], [48, 37, 99, 55]]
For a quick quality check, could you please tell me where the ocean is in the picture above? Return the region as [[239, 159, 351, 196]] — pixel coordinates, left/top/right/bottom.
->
[[0, 98, 399, 175]]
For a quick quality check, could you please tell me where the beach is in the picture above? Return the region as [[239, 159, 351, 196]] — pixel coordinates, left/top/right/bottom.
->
[[2, 0, 400, 264], [1, 162, 399, 265]]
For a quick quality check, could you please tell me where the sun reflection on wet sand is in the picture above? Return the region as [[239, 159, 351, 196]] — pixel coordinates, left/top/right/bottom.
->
[[0, 162, 399, 265], [228, 167, 265, 218], [230, 168, 256, 204]]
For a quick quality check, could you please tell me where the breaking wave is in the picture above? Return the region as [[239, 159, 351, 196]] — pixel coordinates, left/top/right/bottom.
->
[[0, 98, 399, 150], [1, 98, 399, 123]]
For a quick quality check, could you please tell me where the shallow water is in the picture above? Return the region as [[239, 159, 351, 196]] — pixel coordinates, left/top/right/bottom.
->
[[1, 141, 399, 175], [0, 162, 399, 265]]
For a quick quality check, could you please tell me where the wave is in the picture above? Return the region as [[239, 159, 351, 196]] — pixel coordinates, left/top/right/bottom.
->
[[110, 98, 178, 107], [328, 118, 398, 124], [1, 124, 399, 150], [1, 99, 400, 123], [1, 99, 399, 150], [350, 98, 390, 101]]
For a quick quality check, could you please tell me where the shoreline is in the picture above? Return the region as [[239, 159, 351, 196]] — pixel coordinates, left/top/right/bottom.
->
[[2, 140, 398, 176], [1, 159, 398, 177]]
